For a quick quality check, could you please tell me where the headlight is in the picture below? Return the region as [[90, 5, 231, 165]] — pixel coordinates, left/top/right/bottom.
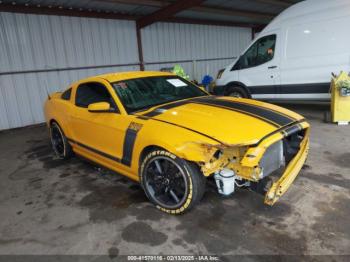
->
[[216, 68, 225, 79]]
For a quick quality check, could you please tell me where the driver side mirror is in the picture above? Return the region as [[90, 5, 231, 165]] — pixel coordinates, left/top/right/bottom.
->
[[88, 102, 113, 113]]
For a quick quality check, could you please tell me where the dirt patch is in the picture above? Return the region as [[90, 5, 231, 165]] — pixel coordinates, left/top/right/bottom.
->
[[28, 177, 43, 184], [174, 183, 302, 254], [330, 153, 350, 168], [302, 172, 350, 190], [59, 173, 71, 178], [23, 141, 74, 170], [8, 162, 38, 181], [25, 144, 52, 159], [172, 238, 187, 248], [312, 195, 350, 252], [78, 170, 148, 222], [0, 238, 23, 245], [131, 205, 165, 222], [108, 247, 119, 259], [121, 222, 167, 246]]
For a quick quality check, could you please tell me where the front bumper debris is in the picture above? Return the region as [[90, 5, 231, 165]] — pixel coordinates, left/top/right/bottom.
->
[[201, 120, 310, 205], [264, 132, 309, 205]]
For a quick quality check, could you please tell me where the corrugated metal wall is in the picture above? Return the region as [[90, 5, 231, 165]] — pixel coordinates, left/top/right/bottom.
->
[[0, 12, 139, 130], [0, 12, 251, 130], [142, 22, 251, 80]]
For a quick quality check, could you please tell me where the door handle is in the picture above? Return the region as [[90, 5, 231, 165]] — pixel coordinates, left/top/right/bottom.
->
[[268, 66, 277, 69]]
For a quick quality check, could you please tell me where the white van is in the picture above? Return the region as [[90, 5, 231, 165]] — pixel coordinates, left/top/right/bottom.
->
[[214, 0, 350, 100]]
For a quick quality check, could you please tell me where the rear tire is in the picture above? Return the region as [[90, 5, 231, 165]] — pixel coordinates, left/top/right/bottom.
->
[[140, 149, 206, 214], [226, 86, 249, 98], [50, 122, 73, 159]]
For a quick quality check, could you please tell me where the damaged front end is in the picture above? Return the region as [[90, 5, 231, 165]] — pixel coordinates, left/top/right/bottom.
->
[[198, 121, 310, 205]]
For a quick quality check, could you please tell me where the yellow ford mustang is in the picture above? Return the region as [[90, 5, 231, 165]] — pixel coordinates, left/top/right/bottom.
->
[[44, 71, 310, 214]]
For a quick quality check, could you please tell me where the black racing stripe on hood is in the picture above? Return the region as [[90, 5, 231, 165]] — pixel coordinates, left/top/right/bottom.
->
[[193, 97, 295, 127], [140, 96, 295, 128], [283, 124, 302, 137]]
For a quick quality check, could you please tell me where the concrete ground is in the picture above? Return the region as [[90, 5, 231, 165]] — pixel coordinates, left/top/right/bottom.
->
[[0, 103, 349, 259]]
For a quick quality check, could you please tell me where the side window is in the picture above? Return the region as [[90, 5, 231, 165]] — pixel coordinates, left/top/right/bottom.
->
[[255, 35, 276, 65], [233, 34, 276, 70], [61, 88, 72, 101], [75, 82, 118, 112]]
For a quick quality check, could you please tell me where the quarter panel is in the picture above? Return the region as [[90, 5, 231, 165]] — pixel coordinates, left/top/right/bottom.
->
[[44, 97, 75, 139]]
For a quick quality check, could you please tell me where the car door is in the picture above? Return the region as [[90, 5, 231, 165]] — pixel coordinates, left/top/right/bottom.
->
[[70, 80, 130, 167], [235, 33, 280, 99]]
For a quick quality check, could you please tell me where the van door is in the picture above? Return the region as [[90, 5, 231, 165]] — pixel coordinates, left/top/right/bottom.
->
[[235, 33, 280, 99]]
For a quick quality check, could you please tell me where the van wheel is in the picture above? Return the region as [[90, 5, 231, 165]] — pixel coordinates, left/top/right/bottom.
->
[[50, 122, 73, 159], [140, 149, 206, 215], [226, 86, 249, 98]]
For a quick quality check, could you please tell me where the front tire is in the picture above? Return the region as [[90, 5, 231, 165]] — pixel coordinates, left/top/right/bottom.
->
[[226, 86, 249, 98], [50, 122, 73, 159], [140, 149, 206, 214]]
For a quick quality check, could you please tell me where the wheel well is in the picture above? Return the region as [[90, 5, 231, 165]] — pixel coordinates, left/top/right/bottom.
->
[[49, 119, 58, 126], [138, 145, 203, 174], [226, 82, 251, 98], [49, 120, 66, 136], [139, 145, 163, 166]]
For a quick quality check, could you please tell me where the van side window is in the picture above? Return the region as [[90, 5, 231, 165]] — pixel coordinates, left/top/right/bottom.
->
[[232, 34, 276, 70], [61, 88, 72, 101], [75, 82, 119, 113]]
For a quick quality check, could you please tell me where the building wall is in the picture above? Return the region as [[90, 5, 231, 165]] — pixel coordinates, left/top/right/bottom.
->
[[0, 12, 251, 130], [142, 22, 251, 81], [0, 12, 139, 130]]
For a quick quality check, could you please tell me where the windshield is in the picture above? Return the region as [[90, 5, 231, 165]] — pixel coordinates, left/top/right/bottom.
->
[[112, 76, 207, 113]]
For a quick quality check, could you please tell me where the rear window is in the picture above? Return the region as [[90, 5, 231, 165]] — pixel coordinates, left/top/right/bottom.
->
[[61, 88, 72, 101]]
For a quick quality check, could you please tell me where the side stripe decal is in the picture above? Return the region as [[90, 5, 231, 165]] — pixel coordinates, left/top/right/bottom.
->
[[121, 129, 138, 166], [67, 138, 122, 163], [121, 122, 143, 166], [67, 122, 143, 167]]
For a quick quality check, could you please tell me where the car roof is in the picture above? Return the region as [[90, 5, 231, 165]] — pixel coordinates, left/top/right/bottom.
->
[[94, 71, 175, 83]]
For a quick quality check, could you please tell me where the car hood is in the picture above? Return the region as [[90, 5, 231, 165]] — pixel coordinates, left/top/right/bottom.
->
[[136, 96, 304, 145]]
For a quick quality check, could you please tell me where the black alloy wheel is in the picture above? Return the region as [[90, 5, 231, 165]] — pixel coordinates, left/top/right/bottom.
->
[[50, 122, 73, 159], [144, 156, 188, 209], [140, 149, 206, 214]]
